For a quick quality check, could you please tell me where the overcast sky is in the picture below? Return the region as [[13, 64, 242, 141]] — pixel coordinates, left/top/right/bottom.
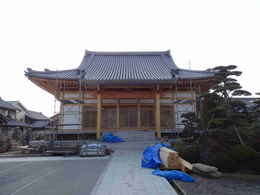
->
[[0, 0, 259, 117]]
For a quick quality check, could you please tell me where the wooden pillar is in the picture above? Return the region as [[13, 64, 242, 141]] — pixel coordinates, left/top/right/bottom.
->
[[96, 93, 102, 139], [198, 85, 202, 118], [137, 101, 141, 128], [116, 100, 120, 130], [155, 91, 161, 138], [192, 90, 196, 113], [172, 86, 176, 129]]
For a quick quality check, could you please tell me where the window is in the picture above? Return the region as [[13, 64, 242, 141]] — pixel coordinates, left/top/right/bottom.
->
[[119, 106, 137, 128], [81, 106, 97, 128], [102, 106, 117, 128], [140, 105, 155, 128]]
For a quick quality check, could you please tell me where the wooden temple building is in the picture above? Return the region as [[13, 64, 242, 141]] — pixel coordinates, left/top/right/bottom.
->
[[25, 50, 215, 139]]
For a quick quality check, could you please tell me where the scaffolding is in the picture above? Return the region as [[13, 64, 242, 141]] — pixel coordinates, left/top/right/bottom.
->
[[50, 71, 200, 141]]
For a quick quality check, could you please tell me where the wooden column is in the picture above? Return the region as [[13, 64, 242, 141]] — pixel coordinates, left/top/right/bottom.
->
[[198, 85, 202, 119], [137, 101, 141, 128], [172, 87, 176, 130], [96, 93, 102, 139], [155, 92, 161, 138], [192, 90, 196, 113], [60, 101, 64, 132], [116, 100, 120, 130]]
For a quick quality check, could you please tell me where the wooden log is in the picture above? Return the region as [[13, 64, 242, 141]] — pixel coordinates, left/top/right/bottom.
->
[[159, 147, 192, 172]]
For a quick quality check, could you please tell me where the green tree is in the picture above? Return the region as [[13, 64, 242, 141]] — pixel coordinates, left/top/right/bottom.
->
[[200, 65, 251, 144], [181, 112, 198, 137]]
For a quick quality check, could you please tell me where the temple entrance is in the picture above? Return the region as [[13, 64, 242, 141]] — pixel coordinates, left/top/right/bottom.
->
[[119, 106, 138, 128], [102, 105, 117, 129], [140, 105, 155, 128], [80, 98, 194, 133]]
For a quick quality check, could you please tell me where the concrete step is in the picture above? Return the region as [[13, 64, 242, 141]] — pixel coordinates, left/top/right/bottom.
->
[[112, 130, 156, 142]]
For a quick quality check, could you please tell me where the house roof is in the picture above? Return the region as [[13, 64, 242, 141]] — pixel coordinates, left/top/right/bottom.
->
[[50, 113, 60, 120], [26, 110, 49, 120], [232, 97, 259, 109], [6, 119, 31, 128], [25, 50, 215, 84], [0, 98, 19, 111], [31, 120, 49, 129], [8, 101, 49, 121], [7, 101, 28, 112]]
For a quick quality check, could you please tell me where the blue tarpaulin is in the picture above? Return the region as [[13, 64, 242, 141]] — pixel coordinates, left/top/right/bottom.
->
[[141, 143, 169, 169], [141, 143, 195, 182], [152, 169, 195, 182], [102, 133, 124, 143]]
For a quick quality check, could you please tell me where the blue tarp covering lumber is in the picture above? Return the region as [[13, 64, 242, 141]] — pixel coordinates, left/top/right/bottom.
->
[[141, 143, 168, 169], [141, 143, 195, 182], [152, 169, 195, 182], [102, 133, 124, 143]]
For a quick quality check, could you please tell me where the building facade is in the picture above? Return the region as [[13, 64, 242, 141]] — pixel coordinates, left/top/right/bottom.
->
[[25, 50, 215, 139], [0, 98, 29, 148], [8, 101, 50, 140]]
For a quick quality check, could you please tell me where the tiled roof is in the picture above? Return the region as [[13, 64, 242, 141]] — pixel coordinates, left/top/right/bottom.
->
[[26, 110, 49, 120], [6, 119, 31, 127], [7, 101, 27, 112], [80, 51, 177, 81], [25, 50, 215, 84], [0, 98, 19, 111], [25, 69, 79, 80], [232, 97, 259, 109], [31, 120, 49, 129]]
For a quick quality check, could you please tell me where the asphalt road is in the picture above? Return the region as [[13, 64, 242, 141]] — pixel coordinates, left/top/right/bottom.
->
[[0, 157, 109, 195]]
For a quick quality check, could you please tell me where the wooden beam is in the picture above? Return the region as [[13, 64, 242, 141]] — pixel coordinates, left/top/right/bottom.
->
[[155, 91, 161, 138], [96, 93, 102, 139]]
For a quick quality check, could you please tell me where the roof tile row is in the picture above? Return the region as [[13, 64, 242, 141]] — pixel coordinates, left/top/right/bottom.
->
[[25, 50, 215, 83]]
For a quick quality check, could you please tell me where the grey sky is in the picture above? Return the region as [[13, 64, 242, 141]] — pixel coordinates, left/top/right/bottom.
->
[[0, 0, 259, 117]]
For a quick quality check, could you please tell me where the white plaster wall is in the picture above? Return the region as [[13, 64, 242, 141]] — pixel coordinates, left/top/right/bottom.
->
[[175, 92, 193, 98], [64, 93, 80, 98], [62, 105, 80, 130]]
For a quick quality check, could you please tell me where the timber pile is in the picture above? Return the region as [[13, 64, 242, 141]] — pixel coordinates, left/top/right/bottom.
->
[[159, 147, 193, 172], [192, 163, 222, 178]]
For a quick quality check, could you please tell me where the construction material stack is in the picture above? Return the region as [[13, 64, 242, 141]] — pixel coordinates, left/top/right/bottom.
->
[[159, 147, 193, 172]]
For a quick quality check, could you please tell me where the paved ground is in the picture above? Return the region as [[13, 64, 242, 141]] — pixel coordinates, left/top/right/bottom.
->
[[0, 157, 109, 195], [175, 175, 260, 195], [0, 139, 178, 195], [91, 141, 178, 195]]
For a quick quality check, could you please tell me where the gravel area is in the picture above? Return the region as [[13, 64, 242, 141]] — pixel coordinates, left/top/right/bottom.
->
[[175, 174, 260, 195]]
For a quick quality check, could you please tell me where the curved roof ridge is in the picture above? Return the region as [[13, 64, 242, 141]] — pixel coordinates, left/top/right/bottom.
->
[[178, 68, 214, 73], [160, 53, 178, 70], [25, 50, 216, 82], [25, 68, 79, 74], [84, 49, 171, 56]]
